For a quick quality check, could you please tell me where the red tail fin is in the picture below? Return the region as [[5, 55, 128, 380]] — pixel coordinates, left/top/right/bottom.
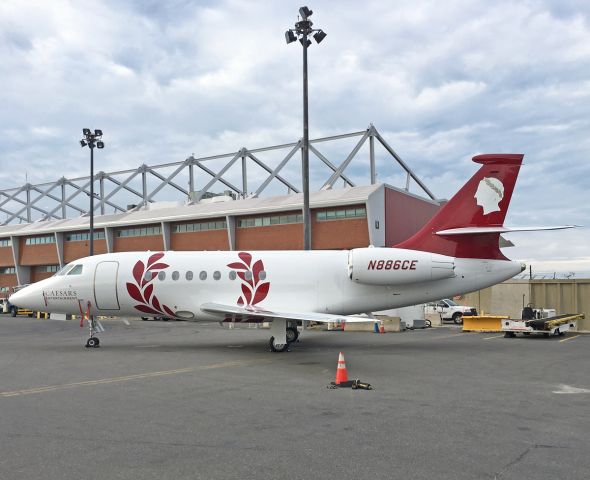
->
[[395, 154, 523, 260]]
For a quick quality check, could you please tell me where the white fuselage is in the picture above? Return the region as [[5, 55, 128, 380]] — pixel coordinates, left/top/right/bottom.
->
[[10, 248, 523, 320]]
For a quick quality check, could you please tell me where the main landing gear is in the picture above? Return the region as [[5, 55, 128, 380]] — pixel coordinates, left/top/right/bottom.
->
[[269, 319, 300, 352]]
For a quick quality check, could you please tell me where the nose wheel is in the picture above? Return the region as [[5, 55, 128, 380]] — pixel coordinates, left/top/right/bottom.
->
[[84, 315, 103, 348]]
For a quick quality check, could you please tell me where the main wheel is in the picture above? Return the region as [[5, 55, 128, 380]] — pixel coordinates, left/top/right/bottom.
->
[[452, 313, 463, 325], [86, 337, 100, 348], [286, 327, 299, 343], [269, 336, 288, 352]]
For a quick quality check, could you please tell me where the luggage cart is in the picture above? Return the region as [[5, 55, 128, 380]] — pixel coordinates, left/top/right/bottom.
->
[[502, 314, 584, 338]]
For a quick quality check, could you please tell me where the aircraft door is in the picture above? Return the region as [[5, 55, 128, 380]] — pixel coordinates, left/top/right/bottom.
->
[[94, 261, 120, 310]]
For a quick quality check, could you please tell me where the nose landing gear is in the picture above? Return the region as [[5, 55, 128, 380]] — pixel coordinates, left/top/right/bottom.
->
[[84, 315, 104, 348]]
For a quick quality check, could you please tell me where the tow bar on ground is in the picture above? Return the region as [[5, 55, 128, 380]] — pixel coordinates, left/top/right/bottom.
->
[[328, 379, 373, 390]]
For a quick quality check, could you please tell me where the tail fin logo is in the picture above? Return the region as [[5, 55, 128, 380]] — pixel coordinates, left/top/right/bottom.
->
[[475, 177, 504, 215]]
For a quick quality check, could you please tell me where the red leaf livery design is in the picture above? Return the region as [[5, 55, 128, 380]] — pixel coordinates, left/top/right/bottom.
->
[[227, 252, 270, 307], [126, 252, 175, 318]]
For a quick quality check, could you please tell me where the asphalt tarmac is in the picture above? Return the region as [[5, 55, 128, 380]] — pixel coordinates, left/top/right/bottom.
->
[[0, 316, 588, 480]]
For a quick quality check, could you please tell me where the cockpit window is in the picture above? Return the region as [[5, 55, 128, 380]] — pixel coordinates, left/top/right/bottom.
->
[[67, 265, 84, 275], [56, 264, 74, 276]]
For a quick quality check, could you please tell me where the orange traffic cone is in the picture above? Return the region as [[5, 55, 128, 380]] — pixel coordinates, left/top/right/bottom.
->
[[335, 352, 349, 385]]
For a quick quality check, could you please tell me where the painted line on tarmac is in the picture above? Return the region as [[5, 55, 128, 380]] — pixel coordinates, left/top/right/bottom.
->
[[559, 335, 580, 343], [419, 333, 470, 341], [0, 359, 270, 398], [483, 335, 504, 340], [552, 384, 590, 394], [134, 345, 161, 348]]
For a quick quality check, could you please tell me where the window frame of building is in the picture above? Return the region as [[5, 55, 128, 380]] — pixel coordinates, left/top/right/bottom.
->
[[115, 226, 162, 238], [37, 265, 59, 273], [237, 213, 304, 228], [25, 235, 56, 245], [65, 231, 106, 242], [172, 220, 227, 234], [316, 207, 366, 222]]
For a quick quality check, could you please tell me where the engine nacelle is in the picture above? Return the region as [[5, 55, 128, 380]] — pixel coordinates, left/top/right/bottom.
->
[[349, 247, 455, 285]]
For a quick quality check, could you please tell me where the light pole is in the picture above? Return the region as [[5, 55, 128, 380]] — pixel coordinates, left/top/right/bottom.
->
[[80, 129, 104, 257], [286, 6, 327, 250]]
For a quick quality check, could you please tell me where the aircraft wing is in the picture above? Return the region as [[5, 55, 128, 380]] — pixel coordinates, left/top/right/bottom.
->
[[200, 302, 375, 323]]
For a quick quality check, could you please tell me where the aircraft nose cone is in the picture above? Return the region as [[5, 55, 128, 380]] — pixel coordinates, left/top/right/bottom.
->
[[8, 290, 23, 305], [9, 286, 37, 309]]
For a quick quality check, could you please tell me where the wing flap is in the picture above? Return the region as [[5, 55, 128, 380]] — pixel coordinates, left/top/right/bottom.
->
[[200, 302, 374, 323]]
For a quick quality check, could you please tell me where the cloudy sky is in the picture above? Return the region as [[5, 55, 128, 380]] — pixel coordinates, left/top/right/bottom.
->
[[1, 0, 589, 275]]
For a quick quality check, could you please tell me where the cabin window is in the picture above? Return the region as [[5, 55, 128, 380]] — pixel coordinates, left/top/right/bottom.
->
[[259, 271, 266, 281], [213, 271, 221, 281], [67, 265, 83, 275], [172, 271, 179, 281], [186, 271, 193, 281], [158, 271, 166, 281], [144, 271, 154, 282], [229, 271, 237, 280], [244, 271, 252, 281], [199, 271, 207, 280]]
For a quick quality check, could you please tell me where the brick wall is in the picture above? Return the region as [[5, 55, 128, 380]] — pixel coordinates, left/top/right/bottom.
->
[[20, 241, 59, 266], [64, 239, 108, 263], [171, 230, 229, 251]]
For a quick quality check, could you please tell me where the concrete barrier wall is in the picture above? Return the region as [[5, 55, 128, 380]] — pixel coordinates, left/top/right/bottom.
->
[[458, 279, 589, 332], [530, 280, 590, 331]]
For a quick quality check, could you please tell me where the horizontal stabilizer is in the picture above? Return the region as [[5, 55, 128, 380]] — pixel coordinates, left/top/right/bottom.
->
[[436, 226, 576, 236], [201, 302, 375, 324]]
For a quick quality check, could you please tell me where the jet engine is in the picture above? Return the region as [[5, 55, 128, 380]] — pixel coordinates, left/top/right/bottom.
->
[[348, 247, 455, 286]]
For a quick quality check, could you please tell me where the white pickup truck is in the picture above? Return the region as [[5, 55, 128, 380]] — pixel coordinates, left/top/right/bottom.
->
[[424, 299, 478, 324]]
